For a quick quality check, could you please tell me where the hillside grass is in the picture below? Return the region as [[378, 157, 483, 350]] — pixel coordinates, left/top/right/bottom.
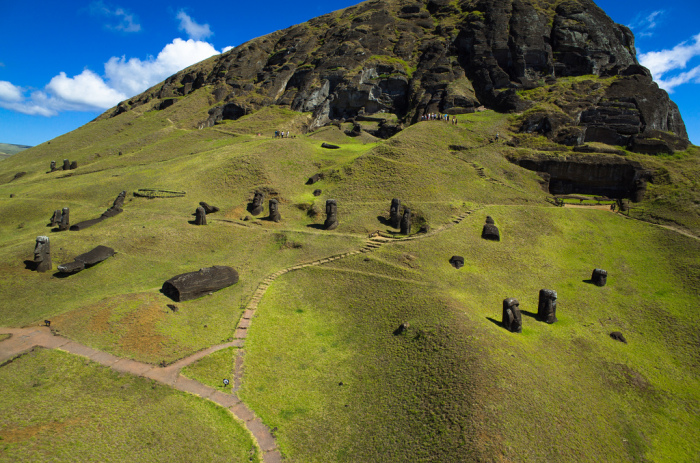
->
[[0, 348, 259, 462]]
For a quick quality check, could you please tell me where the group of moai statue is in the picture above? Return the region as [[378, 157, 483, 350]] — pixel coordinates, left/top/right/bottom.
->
[[49, 160, 77, 172], [194, 201, 220, 226], [501, 270, 607, 333], [389, 199, 412, 235], [49, 207, 70, 231]]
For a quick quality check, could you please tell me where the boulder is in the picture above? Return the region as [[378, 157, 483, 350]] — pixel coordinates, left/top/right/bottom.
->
[[313, 189, 322, 196], [537, 289, 558, 323], [502, 298, 522, 333], [162, 265, 239, 302], [449, 255, 464, 269], [33, 236, 52, 273], [324, 199, 338, 230]]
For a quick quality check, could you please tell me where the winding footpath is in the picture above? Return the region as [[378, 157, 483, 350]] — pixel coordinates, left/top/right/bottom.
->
[[0, 209, 475, 462]]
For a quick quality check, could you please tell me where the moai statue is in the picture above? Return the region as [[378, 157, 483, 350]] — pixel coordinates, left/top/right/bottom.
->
[[537, 289, 558, 323], [62, 159, 70, 171], [324, 199, 338, 230], [400, 208, 411, 235], [50, 161, 57, 172], [592, 269, 607, 287], [502, 298, 522, 333], [633, 179, 647, 203], [449, 255, 464, 269], [199, 202, 219, 214], [250, 191, 264, 216], [482, 217, 500, 241], [268, 199, 281, 222], [112, 190, 126, 210], [58, 207, 70, 231], [390, 199, 401, 228], [33, 236, 52, 272], [49, 209, 62, 227], [70, 161, 78, 170], [194, 206, 207, 225]]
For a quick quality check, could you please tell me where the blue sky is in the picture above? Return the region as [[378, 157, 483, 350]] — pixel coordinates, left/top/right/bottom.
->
[[1, 0, 698, 146]]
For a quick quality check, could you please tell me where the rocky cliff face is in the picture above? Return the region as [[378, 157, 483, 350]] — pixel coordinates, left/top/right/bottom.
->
[[106, 0, 688, 151]]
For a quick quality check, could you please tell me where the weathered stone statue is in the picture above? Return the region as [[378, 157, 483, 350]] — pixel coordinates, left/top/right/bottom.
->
[[49, 209, 61, 227], [62, 159, 70, 171], [449, 255, 464, 269], [33, 236, 52, 272], [162, 265, 239, 301], [58, 207, 70, 231], [390, 199, 401, 228], [101, 190, 126, 218], [57, 245, 115, 274], [313, 189, 322, 196], [633, 178, 647, 203], [537, 289, 558, 323], [50, 161, 57, 172], [592, 268, 607, 286], [250, 191, 264, 216], [482, 217, 500, 241], [502, 298, 522, 333], [195, 206, 207, 225], [70, 161, 78, 170], [199, 202, 219, 214], [393, 322, 410, 335], [324, 199, 338, 230], [268, 199, 281, 222], [400, 208, 411, 235]]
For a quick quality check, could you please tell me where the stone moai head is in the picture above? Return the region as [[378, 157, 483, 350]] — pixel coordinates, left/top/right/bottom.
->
[[269, 199, 281, 222], [482, 218, 500, 241], [485, 215, 495, 224], [537, 289, 558, 323], [449, 255, 464, 269], [113, 190, 126, 210], [70, 161, 78, 170], [390, 199, 401, 228], [50, 161, 56, 172], [592, 268, 607, 287], [250, 191, 265, 216], [58, 207, 70, 231], [324, 199, 338, 230], [62, 159, 70, 170], [502, 298, 522, 333], [50, 209, 61, 227], [33, 236, 52, 272], [400, 208, 411, 235], [195, 206, 207, 225]]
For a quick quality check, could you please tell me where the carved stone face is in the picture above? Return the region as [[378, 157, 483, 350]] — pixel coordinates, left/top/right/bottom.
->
[[324, 199, 338, 230], [269, 199, 278, 213], [253, 192, 264, 208], [269, 199, 281, 222], [34, 236, 49, 262], [592, 268, 607, 286], [502, 297, 522, 333], [400, 208, 411, 234], [538, 289, 558, 323]]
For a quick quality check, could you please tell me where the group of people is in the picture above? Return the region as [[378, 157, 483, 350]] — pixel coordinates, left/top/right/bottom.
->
[[421, 113, 458, 125], [274, 130, 291, 138]]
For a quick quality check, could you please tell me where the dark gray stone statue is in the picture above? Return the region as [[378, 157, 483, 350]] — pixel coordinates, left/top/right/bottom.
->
[[269, 199, 281, 222], [58, 207, 70, 231], [537, 289, 558, 323], [449, 255, 464, 269], [250, 192, 264, 216], [33, 236, 52, 273], [592, 268, 607, 286], [502, 298, 522, 333], [162, 265, 239, 302], [390, 199, 401, 228], [400, 208, 411, 235], [49, 209, 61, 227], [62, 159, 70, 171], [199, 202, 219, 214], [482, 217, 500, 241], [50, 161, 57, 172], [57, 245, 115, 274], [70, 161, 78, 170], [195, 206, 207, 225], [324, 199, 338, 230]]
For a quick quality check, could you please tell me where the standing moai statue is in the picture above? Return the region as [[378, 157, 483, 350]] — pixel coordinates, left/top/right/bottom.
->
[[592, 269, 607, 287], [250, 191, 265, 216], [537, 289, 558, 323], [62, 159, 70, 171], [194, 206, 207, 225], [482, 216, 500, 241], [268, 199, 281, 222], [50, 161, 57, 172], [502, 298, 522, 333], [400, 208, 411, 235], [49, 209, 62, 227], [58, 207, 70, 231], [70, 161, 78, 170], [324, 199, 338, 230], [33, 236, 52, 272], [390, 199, 401, 228]]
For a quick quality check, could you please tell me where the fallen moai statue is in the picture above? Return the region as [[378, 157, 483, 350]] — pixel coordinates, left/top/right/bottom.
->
[[321, 143, 340, 149], [162, 265, 239, 302], [58, 245, 115, 274], [70, 191, 126, 231], [306, 173, 323, 185], [199, 202, 220, 214]]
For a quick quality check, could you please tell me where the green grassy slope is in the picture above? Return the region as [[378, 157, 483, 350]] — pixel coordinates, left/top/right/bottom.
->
[[0, 104, 698, 462]]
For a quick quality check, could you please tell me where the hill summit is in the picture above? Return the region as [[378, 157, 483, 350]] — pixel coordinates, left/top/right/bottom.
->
[[103, 0, 687, 153]]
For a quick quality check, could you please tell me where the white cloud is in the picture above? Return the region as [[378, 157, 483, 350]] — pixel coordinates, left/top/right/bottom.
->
[[639, 33, 700, 88], [222, 46, 234, 53], [655, 65, 700, 93], [0, 81, 23, 102], [90, 1, 141, 33], [0, 38, 221, 117], [628, 10, 665, 38], [177, 11, 212, 40]]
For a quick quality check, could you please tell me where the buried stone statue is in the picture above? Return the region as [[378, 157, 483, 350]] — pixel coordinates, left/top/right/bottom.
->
[[502, 298, 522, 333], [268, 199, 281, 222], [194, 206, 207, 225], [33, 236, 52, 272], [390, 199, 401, 228], [592, 268, 608, 286], [324, 199, 338, 230], [400, 208, 411, 235], [482, 216, 500, 241], [249, 191, 265, 216], [537, 289, 558, 323], [162, 265, 239, 302]]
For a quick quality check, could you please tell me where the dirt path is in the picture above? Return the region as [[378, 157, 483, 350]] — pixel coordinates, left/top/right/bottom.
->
[[0, 208, 477, 462]]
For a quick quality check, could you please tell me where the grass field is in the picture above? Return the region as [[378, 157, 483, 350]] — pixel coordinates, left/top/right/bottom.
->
[[1, 103, 698, 462]]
